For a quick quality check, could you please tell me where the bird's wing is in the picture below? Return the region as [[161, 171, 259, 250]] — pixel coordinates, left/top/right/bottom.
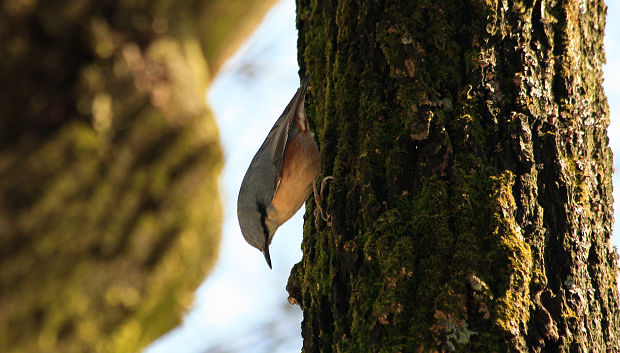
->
[[269, 74, 311, 192]]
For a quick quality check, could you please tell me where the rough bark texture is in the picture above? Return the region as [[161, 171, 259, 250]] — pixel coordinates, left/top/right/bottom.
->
[[0, 1, 275, 352], [287, 0, 620, 351]]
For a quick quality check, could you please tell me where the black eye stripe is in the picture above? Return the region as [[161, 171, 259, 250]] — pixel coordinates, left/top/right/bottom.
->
[[256, 202, 270, 245]]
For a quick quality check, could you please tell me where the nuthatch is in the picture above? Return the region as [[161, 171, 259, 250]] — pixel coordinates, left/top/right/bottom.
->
[[237, 75, 325, 269]]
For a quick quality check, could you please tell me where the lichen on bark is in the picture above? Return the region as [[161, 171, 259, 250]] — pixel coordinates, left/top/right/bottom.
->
[[288, 0, 619, 351]]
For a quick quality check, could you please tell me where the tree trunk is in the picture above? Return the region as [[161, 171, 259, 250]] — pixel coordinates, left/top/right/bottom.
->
[[287, 0, 620, 351], [0, 1, 275, 352]]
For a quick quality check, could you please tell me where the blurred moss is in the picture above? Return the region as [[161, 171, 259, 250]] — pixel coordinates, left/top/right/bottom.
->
[[0, 0, 276, 352]]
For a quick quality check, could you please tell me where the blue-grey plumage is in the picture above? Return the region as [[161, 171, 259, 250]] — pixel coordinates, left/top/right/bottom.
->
[[237, 75, 319, 269]]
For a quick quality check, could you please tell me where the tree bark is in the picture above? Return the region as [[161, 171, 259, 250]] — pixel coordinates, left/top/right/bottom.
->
[[287, 0, 620, 351], [0, 1, 275, 352]]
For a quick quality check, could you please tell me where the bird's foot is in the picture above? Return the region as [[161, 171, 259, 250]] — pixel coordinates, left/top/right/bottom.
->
[[314, 176, 334, 227]]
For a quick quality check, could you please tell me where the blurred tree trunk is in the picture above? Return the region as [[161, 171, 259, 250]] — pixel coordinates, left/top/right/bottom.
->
[[288, 0, 620, 351], [0, 1, 276, 352]]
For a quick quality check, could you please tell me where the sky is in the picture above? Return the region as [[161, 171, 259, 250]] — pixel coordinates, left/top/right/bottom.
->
[[146, 1, 303, 352], [146, 1, 620, 352]]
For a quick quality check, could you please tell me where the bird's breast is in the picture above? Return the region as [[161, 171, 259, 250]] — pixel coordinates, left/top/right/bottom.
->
[[269, 130, 320, 227]]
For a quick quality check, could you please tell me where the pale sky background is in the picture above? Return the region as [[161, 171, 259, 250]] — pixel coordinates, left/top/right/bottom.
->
[[146, 1, 620, 352]]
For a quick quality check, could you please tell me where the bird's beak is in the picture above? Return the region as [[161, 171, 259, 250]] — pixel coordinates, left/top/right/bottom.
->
[[263, 246, 273, 269]]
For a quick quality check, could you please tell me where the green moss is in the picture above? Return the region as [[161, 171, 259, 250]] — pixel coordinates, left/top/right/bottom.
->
[[289, 0, 616, 351], [296, 160, 536, 351], [491, 172, 533, 337]]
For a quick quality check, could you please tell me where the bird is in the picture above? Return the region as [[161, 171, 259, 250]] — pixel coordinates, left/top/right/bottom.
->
[[237, 74, 328, 269]]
